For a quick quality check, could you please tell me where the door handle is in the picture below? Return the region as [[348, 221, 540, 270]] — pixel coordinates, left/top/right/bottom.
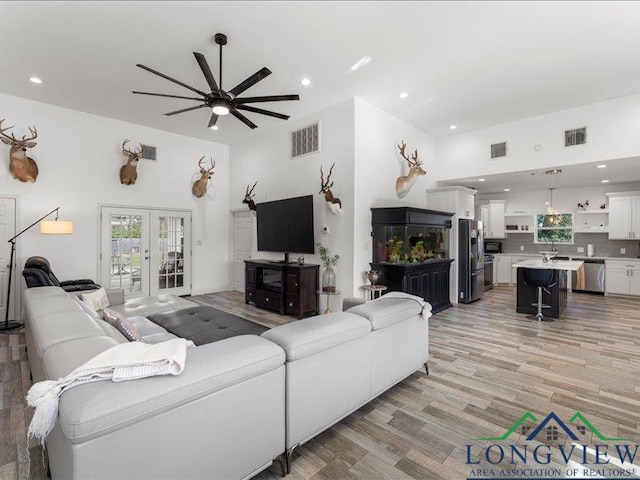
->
[[144, 256, 150, 260]]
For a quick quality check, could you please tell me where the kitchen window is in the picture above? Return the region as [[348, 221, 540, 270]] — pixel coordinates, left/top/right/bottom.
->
[[535, 213, 574, 244]]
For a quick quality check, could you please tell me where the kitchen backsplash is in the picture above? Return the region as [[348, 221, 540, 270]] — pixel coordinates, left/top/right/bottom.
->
[[502, 233, 640, 258]]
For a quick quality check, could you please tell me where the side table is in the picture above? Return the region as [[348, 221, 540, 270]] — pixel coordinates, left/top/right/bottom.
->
[[317, 290, 341, 314], [362, 285, 387, 301]]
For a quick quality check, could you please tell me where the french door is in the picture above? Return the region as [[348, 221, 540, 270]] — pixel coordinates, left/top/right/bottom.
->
[[100, 207, 191, 299]]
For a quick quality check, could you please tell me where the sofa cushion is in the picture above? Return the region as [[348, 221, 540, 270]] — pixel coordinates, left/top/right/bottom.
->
[[103, 309, 144, 342], [109, 294, 198, 318], [80, 287, 110, 312], [128, 316, 169, 337], [25, 295, 83, 321], [142, 332, 179, 344], [43, 336, 121, 380], [30, 311, 108, 358], [347, 292, 426, 330], [261, 312, 371, 361], [57, 335, 285, 443]]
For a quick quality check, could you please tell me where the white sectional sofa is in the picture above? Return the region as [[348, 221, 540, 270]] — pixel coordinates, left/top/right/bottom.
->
[[23, 287, 430, 479]]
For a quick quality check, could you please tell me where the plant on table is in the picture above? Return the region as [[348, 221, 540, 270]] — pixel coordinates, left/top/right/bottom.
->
[[316, 242, 339, 293]]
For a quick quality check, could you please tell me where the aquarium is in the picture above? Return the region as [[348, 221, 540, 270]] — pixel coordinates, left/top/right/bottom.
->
[[373, 224, 450, 264]]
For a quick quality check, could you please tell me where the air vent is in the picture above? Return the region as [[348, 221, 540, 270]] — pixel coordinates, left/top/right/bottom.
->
[[490, 142, 507, 159], [564, 127, 586, 147], [291, 122, 320, 158], [141, 145, 156, 161]]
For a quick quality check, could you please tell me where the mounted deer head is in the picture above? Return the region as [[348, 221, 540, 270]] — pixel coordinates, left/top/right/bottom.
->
[[395, 140, 426, 199], [0, 119, 39, 183], [242, 181, 258, 212], [120, 139, 144, 185], [320, 163, 342, 215], [192, 156, 215, 198]]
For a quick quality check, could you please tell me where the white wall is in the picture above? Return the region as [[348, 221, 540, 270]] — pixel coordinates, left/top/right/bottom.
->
[[436, 92, 640, 182], [0, 93, 230, 295], [353, 98, 439, 293], [230, 98, 355, 309]]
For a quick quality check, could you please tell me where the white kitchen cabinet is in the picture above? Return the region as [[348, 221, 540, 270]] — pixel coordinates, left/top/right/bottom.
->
[[426, 186, 476, 219], [487, 200, 506, 239], [479, 205, 489, 237], [605, 259, 640, 296], [495, 255, 512, 284], [606, 192, 640, 240]]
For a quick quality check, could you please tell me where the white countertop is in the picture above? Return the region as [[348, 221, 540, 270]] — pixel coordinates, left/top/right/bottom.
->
[[512, 259, 584, 271], [498, 253, 640, 262]]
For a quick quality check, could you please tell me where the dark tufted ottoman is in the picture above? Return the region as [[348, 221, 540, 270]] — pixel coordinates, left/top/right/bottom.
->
[[147, 306, 268, 346]]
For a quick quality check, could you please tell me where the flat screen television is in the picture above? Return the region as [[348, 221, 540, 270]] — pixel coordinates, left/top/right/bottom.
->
[[256, 195, 315, 262]]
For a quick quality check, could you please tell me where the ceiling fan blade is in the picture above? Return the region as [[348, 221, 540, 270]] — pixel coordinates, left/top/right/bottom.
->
[[208, 112, 219, 128], [164, 104, 209, 116], [229, 67, 272, 96], [234, 94, 300, 104], [193, 52, 219, 92], [235, 105, 290, 120], [136, 64, 208, 97], [231, 110, 258, 129], [132, 91, 204, 101]]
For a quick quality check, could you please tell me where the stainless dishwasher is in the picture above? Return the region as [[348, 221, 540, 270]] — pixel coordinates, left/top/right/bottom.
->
[[572, 259, 605, 294]]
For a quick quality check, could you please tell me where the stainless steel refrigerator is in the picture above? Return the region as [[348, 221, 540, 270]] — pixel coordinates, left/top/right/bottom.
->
[[459, 219, 485, 303]]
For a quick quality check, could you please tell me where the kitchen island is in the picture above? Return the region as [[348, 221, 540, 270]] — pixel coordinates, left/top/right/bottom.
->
[[512, 259, 584, 319]]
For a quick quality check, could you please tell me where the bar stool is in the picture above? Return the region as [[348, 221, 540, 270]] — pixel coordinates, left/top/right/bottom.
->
[[522, 268, 556, 322]]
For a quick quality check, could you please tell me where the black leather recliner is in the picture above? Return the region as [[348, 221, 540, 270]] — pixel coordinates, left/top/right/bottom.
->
[[22, 256, 102, 292]]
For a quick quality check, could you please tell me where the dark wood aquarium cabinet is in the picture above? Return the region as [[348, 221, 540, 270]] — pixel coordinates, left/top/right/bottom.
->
[[370, 207, 454, 314], [245, 260, 319, 319]]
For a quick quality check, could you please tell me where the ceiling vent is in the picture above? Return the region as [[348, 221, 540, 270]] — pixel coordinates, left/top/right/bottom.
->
[[564, 127, 586, 147], [490, 142, 508, 159], [291, 122, 320, 158], [141, 145, 156, 161]]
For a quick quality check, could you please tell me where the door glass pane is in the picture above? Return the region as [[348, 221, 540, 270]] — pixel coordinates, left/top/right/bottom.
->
[[110, 215, 142, 294], [157, 216, 185, 290]]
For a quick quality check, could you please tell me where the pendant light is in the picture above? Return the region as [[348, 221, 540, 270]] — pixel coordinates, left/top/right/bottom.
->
[[544, 169, 562, 226]]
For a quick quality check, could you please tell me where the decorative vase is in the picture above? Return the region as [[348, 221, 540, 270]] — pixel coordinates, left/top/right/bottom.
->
[[322, 266, 336, 293], [367, 270, 380, 286]]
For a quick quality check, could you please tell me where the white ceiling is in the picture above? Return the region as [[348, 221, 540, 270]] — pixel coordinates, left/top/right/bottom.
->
[[3, 2, 640, 145]]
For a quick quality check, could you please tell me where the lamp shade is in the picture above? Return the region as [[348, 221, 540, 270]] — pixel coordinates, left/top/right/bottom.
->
[[40, 220, 74, 234]]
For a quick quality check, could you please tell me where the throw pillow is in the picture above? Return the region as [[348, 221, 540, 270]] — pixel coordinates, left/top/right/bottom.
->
[[102, 308, 144, 342], [81, 287, 109, 312]]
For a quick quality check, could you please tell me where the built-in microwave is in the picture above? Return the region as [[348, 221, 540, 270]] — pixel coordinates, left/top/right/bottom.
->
[[484, 240, 503, 254]]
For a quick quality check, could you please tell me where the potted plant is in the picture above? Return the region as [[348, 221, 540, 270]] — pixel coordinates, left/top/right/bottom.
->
[[317, 242, 339, 292]]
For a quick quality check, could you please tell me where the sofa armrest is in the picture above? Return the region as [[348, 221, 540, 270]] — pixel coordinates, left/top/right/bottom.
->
[[343, 297, 366, 311], [106, 288, 125, 306], [57, 335, 285, 444]]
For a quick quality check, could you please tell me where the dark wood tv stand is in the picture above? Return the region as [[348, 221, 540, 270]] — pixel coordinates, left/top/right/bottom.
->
[[244, 260, 319, 319]]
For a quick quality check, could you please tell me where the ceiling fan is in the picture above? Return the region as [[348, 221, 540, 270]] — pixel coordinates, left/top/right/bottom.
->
[[132, 33, 300, 130]]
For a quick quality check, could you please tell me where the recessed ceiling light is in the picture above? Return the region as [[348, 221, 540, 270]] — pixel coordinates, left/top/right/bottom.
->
[[478, 178, 486, 182], [597, 164, 607, 169], [601, 179, 610, 183], [29, 77, 42, 84], [504, 188, 511, 192], [210, 125, 219, 130], [300, 78, 311, 86], [449, 125, 457, 130], [350, 56, 372, 71], [398, 92, 408, 99]]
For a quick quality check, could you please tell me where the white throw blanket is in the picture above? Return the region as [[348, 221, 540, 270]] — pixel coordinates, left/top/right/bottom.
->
[[379, 291, 433, 320], [26, 338, 195, 445]]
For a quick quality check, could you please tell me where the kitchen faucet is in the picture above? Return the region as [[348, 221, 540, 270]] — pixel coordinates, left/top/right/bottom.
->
[[547, 240, 557, 252]]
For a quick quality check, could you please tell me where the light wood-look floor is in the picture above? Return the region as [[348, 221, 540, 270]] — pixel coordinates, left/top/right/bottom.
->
[[3, 286, 639, 479]]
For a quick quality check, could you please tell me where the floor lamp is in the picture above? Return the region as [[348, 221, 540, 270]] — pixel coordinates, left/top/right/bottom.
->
[[2, 207, 74, 332]]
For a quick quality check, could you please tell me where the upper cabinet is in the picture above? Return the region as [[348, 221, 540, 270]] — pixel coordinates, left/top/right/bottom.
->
[[606, 192, 640, 240], [426, 186, 476, 220], [487, 200, 506, 239]]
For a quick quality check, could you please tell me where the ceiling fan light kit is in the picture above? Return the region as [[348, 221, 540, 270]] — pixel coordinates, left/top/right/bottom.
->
[[133, 33, 299, 130]]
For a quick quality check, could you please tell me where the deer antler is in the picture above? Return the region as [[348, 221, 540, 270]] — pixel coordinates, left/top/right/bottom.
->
[[122, 139, 144, 156], [0, 119, 17, 141], [207, 158, 215, 173], [22, 126, 37, 142], [320, 163, 335, 192], [398, 141, 408, 161], [246, 181, 257, 196], [409, 149, 422, 166], [197, 156, 206, 170]]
